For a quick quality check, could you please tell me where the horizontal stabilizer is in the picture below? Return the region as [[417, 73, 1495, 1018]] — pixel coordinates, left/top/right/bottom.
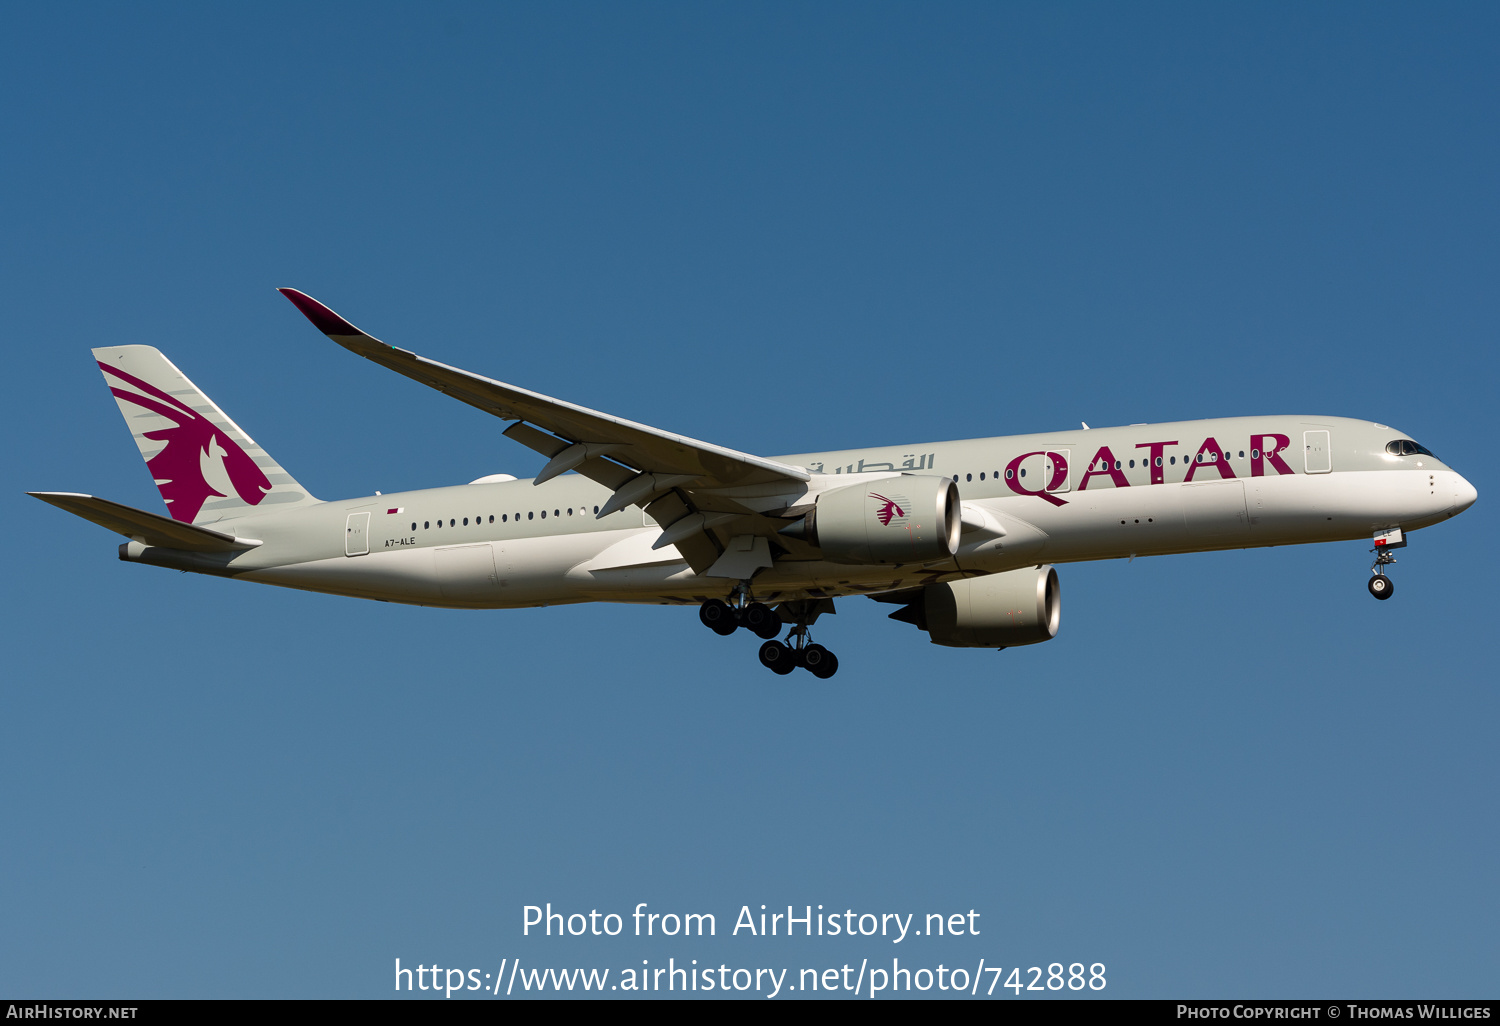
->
[[29, 492, 262, 552]]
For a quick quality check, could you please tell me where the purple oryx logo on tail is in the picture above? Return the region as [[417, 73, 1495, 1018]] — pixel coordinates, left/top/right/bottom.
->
[[100, 361, 270, 522]]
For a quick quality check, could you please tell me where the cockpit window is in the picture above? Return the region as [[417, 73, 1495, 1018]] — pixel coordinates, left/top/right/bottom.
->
[[1386, 439, 1436, 459]]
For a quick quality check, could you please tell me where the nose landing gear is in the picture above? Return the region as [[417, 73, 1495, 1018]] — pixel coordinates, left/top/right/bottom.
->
[[1367, 528, 1405, 601], [700, 591, 840, 678]]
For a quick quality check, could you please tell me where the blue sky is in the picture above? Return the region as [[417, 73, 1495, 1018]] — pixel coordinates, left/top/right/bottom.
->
[[3, 2, 1496, 998]]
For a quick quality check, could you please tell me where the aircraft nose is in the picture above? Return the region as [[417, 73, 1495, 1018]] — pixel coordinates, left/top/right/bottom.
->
[[1453, 474, 1478, 514]]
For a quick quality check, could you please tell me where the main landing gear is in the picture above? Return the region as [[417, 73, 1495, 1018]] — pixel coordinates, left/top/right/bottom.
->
[[757, 630, 839, 680], [699, 598, 781, 639], [698, 594, 840, 679]]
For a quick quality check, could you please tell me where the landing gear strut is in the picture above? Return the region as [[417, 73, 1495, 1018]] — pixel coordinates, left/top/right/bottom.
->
[[699, 592, 840, 678], [1367, 528, 1404, 601], [1368, 552, 1396, 600]]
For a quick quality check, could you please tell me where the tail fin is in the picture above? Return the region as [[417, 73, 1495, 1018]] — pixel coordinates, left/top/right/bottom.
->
[[93, 345, 318, 524]]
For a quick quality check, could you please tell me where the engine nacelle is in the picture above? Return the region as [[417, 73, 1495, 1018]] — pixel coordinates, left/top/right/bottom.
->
[[888, 566, 1061, 648], [793, 476, 961, 565]]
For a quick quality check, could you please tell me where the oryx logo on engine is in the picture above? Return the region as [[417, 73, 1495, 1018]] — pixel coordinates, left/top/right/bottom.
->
[[870, 492, 908, 527]]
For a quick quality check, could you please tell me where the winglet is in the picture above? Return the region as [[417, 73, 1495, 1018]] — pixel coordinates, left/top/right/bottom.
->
[[277, 288, 365, 337]]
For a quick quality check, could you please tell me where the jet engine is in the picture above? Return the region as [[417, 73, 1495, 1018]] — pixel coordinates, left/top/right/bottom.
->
[[884, 566, 1060, 648], [784, 476, 961, 565]]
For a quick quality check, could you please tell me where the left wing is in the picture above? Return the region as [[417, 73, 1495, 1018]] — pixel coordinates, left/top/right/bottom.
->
[[278, 289, 813, 573]]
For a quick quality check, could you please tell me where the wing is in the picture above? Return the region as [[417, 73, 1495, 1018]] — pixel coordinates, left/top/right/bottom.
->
[[278, 289, 813, 573]]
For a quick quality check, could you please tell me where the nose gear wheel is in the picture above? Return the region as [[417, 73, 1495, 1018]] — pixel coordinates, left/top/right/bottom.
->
[[1368, 547, 1398, 601]]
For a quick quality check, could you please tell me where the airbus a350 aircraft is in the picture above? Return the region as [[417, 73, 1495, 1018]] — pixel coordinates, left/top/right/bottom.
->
[[32, 290, 1478, 678]]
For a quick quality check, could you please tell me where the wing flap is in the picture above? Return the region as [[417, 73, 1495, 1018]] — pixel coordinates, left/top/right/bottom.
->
[[30, 492, 262, 551]]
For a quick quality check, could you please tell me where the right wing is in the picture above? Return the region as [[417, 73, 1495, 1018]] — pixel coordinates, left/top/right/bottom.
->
[[277, 289, 809, 495], [279, 289, 816, 573]]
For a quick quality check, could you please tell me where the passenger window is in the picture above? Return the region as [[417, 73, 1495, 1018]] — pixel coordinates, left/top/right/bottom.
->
[[1252, 449, 1260, 459], [463, 518, 469, 526], [1154, 456, 1162, 466], [593, 505, 599, 514], [554, 509, 559, 517], [489, 515, 494, 523], [966, 473, 972, 482], [1129, 460, 1135, 468], [1238, 451, 1244, 458], [979, 472, 985, 481], [450, 519, 455, 527], [568, 508, 574, 516], [528, 512, 534, 520], [410, 523, 416, 531], [423, 521, 429, 529], [502, 514, 508, 523], [1113, 460, 1121, 470], [1005, 469, 1014, 480], [1170, 456, 1176, 465]]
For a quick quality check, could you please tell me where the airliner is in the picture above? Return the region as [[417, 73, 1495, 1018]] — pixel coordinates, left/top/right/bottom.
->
[[31, 290, 1478, 678]]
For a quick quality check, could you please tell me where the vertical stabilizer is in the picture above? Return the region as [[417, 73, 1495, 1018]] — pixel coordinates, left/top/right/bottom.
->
[[93, 345, 318, 524]]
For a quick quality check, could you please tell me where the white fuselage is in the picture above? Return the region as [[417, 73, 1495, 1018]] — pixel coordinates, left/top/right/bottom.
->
[[124, 415, 1476, 609]]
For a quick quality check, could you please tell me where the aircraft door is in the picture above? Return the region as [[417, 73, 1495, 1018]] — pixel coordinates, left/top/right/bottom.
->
[[1044, 449, 1070, 494], [1016, 450, 1070, 494], [344, 512, 370, 556], [1304, 430, 1331, 474]]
